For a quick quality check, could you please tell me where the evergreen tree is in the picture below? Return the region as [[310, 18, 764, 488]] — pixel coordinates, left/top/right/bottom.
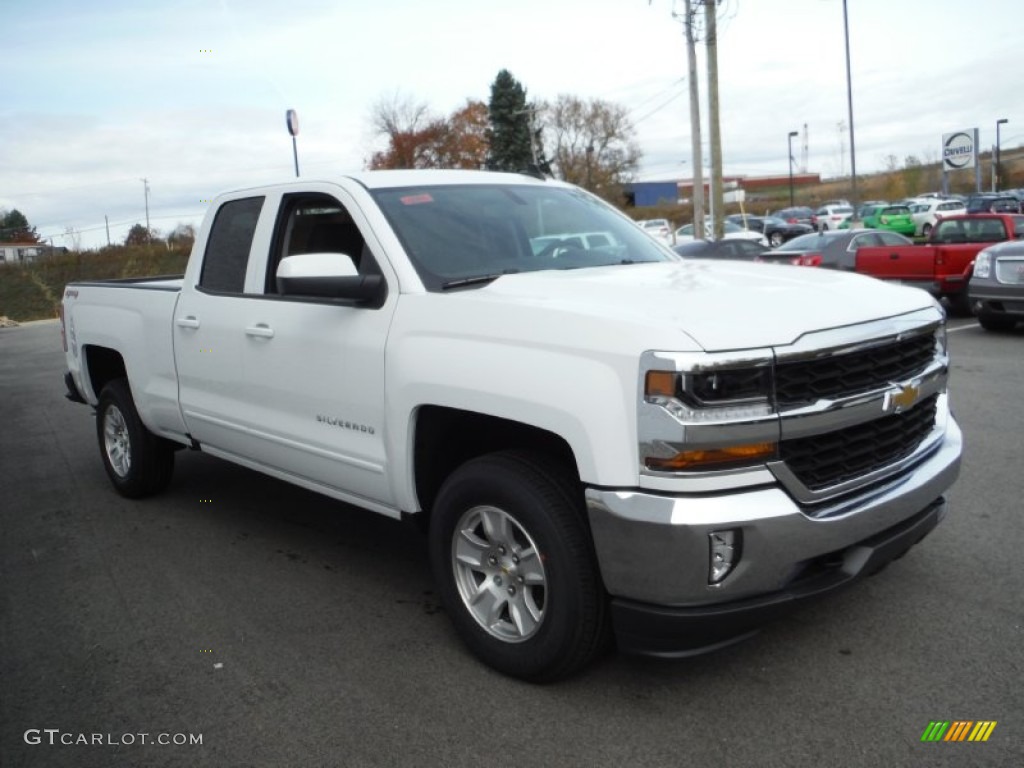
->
[[0, 209, 40, 243], [487, 70, 533, 172]]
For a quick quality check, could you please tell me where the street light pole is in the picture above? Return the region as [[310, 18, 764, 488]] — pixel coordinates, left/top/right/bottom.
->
[[286, 109, 300, 177], [995, 118, 1008, 192], [787, 131, 798, 207]]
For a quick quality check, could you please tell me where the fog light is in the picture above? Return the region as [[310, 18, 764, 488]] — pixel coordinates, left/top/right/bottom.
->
[[709, 529, 741, 584]]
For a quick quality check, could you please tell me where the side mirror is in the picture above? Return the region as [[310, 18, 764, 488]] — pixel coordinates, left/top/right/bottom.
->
[[276, 252, 385, 306]]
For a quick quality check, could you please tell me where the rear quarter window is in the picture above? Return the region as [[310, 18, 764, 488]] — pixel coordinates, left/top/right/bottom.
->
[[200, 197, 265, 292]]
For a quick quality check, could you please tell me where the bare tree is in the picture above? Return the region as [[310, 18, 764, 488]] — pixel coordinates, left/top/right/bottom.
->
[[370, 90, 431, 138], [539, 95, 641, 197]]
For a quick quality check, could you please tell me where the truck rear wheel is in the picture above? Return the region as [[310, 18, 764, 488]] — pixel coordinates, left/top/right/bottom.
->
[[96, 379, 174, 498], [429, 451, 608, 682]]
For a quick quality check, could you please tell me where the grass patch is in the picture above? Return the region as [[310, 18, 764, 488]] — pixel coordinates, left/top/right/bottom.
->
[[0, 245, 190, 322]]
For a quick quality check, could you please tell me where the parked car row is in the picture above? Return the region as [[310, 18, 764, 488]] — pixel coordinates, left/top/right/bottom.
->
[[674, 219, 768, 246], [725, 214, 812, 246]]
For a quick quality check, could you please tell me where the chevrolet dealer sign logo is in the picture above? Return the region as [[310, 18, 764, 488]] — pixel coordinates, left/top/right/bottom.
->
[[884, 384, 921, 414]]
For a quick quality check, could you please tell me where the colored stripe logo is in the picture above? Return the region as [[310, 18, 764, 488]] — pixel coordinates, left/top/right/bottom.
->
[[921, 721, 997, 742]]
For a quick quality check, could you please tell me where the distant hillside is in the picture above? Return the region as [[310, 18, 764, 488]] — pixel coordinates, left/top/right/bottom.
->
[[0, 245, 190, 322]]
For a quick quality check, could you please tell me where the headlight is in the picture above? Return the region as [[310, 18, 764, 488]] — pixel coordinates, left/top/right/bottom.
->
[[974, 250, 992, 279], [642, 365, 777, 472], [645, 368, 772, 421]]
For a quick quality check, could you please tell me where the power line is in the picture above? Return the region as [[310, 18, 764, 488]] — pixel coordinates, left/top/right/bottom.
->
[[632, 90, 686, 125], [627, 77, 686, 115]]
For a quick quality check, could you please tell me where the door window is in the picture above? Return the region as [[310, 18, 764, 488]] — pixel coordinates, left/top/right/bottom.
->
[[266, 194, 381, 294]]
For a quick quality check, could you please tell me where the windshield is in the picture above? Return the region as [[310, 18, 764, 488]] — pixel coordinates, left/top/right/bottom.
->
[[371, 184, 675, 290]]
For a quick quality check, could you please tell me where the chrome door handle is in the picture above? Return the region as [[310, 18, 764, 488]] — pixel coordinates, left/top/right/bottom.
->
[[176, 316, 200, 329], [245, 324, 275, 339]]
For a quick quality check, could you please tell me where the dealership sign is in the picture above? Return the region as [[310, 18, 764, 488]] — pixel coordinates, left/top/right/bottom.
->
[[942, 129, 977, 171]]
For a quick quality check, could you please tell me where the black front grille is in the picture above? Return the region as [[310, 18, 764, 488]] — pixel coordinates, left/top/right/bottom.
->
[[775, 334, 935, 406], [780, 394, 938, 491]]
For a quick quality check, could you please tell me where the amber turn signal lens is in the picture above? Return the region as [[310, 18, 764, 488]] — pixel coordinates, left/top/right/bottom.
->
[[646, 442, 776, 470], [645, 371, 677, 398]]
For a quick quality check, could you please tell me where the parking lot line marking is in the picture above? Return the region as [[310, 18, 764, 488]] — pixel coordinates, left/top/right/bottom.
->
[[947, 323, 979, 334]]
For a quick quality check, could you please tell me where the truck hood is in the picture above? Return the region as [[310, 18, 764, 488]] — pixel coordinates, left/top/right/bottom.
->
[[473, 261, 937, 352]]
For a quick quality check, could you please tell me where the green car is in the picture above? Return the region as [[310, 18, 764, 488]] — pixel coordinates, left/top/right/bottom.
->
[[839, 205, 917, 236]]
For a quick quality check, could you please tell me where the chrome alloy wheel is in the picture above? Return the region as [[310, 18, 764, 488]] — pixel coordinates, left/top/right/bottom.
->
[[451, 505, 548, 642], [103, 405, 131, 478]]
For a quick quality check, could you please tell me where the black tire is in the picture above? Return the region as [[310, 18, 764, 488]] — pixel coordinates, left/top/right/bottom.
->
[[96, 378, 174, 498], [977, 312, 1017, 332], [429, 451, 608, 682], [945, 292, 973, 317], [922, 223, 932, 238], [769, 232, 784, 248]]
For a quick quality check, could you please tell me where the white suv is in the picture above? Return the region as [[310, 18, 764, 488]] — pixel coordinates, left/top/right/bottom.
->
[[637, 218, 675, 246], [814, 205, 853, 231], [908, 199, 966, 237]]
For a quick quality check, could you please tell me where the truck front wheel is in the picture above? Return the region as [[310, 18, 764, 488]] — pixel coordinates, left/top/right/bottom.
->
[[429, 451, 608, 682], [96, 379, 174, 498]]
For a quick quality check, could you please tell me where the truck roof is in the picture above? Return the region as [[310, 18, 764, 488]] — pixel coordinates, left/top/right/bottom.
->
[[344, 169, 558, 189], [215, 169, 565, 199]]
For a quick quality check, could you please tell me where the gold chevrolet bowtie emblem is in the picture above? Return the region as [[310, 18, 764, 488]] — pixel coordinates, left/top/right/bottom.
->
[[886, 384, 920, 414]]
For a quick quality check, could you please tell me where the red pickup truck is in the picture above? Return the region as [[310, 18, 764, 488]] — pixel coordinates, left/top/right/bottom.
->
[[855, 213, 1024, 313]]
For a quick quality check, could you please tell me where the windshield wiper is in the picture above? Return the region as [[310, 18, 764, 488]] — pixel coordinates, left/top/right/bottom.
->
[[441, 269, 518, 290]]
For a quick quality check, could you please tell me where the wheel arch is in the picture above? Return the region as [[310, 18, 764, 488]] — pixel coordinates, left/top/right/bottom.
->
[[82, 345, 128, 402], [412, 406, 580, 515]]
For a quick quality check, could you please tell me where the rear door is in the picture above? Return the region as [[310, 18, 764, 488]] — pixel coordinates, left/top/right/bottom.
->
[[174, 195, 270, 455]]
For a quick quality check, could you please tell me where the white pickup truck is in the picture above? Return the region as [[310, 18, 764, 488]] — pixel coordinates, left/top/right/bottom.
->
[[61, 170, 962, 681]]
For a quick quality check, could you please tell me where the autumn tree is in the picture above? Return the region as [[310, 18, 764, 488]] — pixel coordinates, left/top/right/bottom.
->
[[538, 95, 641, 197], [167, 223, 196, 251], [0, 209, 40, 243], [487, 70, 533, 172], [432, 100, 489, 168], [368, 94, 489, 170], [124, 223, 152, 246], [368, 91, 433, 169]]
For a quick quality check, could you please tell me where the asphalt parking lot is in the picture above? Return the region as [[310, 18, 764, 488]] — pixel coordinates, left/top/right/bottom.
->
[[1, 318, 1021, 768]]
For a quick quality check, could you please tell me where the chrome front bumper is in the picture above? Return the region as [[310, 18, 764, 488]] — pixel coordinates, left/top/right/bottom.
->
[[586, 409, 962, 612]]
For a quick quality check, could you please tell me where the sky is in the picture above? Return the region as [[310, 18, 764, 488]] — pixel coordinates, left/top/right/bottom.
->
[[1, 0, 1019, 250]]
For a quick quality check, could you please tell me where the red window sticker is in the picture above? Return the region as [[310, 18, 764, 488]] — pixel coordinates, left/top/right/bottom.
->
[[400, 193, 434, 205]]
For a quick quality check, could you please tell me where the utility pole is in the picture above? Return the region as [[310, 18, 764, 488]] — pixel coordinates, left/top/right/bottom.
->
[[842, 0, 859, 220], [104, 215, 111, 247], [705, 0, 724, 240], [788, 131, 798, 207], [801, 123, 809, 174], [140, 178, 151, 234], [995, 118, 1008, 192], [683, 0, 704, 237]]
